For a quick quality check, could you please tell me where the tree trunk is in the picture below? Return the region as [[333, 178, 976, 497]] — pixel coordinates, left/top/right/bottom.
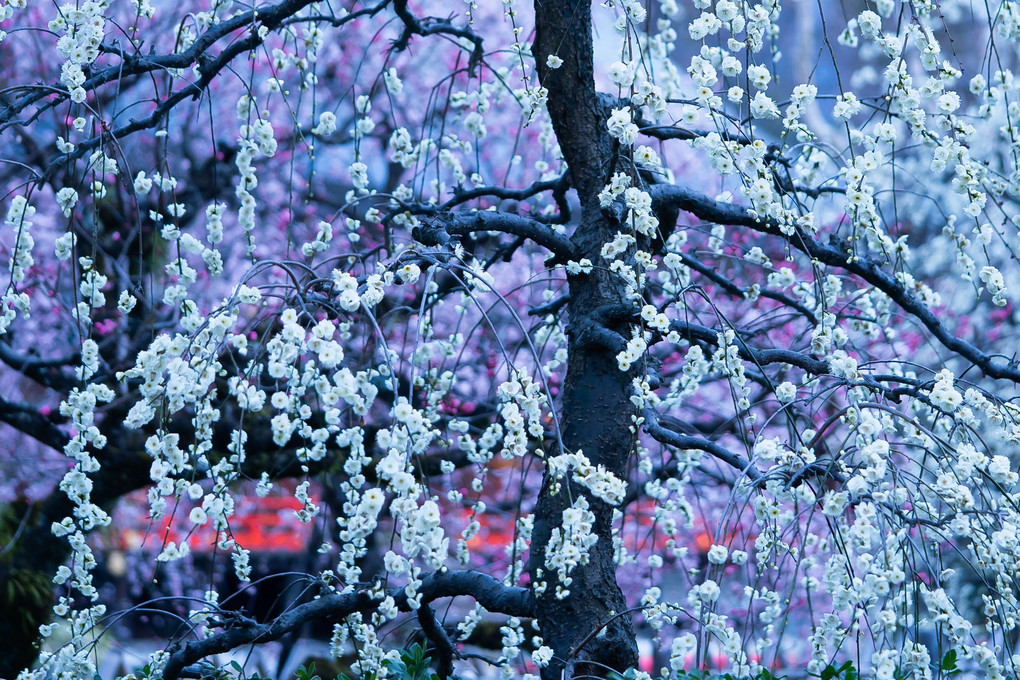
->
[[530, 328, 640, 679], [531, 0, 640, 677]]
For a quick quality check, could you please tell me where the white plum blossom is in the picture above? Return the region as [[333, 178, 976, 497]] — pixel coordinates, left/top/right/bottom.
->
[[312, 111, 337, 136], [775, 381, 797, 403], [930, 369, 963, 412], [607, 107, 639, 145]]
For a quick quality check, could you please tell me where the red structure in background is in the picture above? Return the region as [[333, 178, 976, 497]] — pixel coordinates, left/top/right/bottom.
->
[[112, 482, 320, 554], [227, 495, 317, 552]]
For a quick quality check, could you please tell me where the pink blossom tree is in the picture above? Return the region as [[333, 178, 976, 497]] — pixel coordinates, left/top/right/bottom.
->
[[2, 0, 1020, 679]]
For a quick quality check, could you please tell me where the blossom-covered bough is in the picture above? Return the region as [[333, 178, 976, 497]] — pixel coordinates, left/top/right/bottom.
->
[[2, 0, 1020, 678]]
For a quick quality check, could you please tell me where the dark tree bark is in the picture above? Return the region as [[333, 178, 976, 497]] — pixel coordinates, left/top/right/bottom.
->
[[530, 0, 641, 677]]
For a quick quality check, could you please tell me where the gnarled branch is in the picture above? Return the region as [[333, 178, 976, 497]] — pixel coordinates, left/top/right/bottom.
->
[[650, 184, 1020, 383], [413, 211, 577, 263], [162, 570, 534, 680], [642, 407, 763, 484]]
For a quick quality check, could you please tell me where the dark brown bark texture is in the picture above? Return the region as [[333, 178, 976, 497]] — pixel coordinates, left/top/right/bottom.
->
[[530, 0, 641, 677]]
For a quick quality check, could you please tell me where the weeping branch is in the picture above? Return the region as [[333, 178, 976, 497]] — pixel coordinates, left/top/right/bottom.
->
[[642, 407, 763, 484], [429, 173, 572, 225], [162, 570, 535, 680], [0, 395, 68, 452], [417, 604, 456, 679], [0, 341, 79, 391], [650, 184, 1020, 383], [392, 0, 485, 74], [0, 0, 391, 182], [671, 251, 817, 322], [413, 211, 577, 263]]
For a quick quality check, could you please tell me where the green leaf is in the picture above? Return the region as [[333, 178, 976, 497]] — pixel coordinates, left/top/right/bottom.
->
[[942, 650, 958, 672]]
